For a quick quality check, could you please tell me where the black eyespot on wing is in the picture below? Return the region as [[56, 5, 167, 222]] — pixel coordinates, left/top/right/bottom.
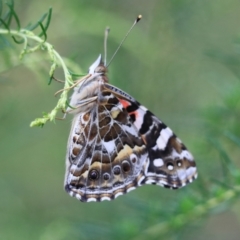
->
[[89, 170, 99, 180]]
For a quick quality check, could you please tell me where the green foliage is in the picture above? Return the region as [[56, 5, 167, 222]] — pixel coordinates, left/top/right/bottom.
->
[[1, 1, 240, 240], [0, 0, 80, 127]]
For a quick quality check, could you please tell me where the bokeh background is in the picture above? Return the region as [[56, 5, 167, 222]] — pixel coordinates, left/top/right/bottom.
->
[[1, 0, 240, 239]]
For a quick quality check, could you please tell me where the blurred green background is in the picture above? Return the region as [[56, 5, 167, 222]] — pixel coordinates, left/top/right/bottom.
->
[[1, 0, 240, 239]]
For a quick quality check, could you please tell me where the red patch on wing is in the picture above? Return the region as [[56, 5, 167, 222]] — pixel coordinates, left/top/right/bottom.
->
[[130, 111, 138, 119], [119, 99, 131, 109], [119, 99, 139, 120]]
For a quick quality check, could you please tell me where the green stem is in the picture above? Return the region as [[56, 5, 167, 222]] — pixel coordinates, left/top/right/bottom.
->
[[0, 28, 75, 126]]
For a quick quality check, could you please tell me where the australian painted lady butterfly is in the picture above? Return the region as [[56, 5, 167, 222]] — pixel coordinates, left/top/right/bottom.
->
[[64, 17, 197, 202]]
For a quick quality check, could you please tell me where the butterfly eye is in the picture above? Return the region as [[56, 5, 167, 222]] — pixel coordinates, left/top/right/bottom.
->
[[122, 160, 131, 173], [89, 169, 99, 180], [103, 173, 110, 181], [94, 65, 107, 73], [113, 166, 121, 175]]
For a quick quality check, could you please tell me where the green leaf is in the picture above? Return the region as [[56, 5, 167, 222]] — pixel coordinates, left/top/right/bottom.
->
[[26, 12, 48, 31], [39, 7, 52, 37], [5, 0, 13, 27], [65, 100, 76, 110], [0, 10, 10, 27], [6, 1, 20, 30], [48, 75, 53, 85], [0, 18, 10, 31], [38, 21, 47, 42], [11, 35, 24, 44]]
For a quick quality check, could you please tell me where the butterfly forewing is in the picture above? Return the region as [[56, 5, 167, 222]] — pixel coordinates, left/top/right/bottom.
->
[[64, 55, 197, 202]]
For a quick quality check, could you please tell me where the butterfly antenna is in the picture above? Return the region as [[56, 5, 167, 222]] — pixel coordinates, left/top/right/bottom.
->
[[104, 27, 110, 66], [107, 15, 142, 67]]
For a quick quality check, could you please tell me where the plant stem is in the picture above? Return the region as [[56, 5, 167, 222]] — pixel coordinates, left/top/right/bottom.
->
[[0, 28, 75, 126]]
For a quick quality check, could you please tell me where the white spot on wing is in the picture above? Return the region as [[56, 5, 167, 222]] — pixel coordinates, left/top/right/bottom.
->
[[153, 158, 164, 167], [172, 149, 194, 161], [177, 169, 186, 180], [157, 127, 173, 150], [115, 192, 123, 199], [140, 105, 148, 111], [87, 197, 97, 202], [101, 197, 111, 201], [186, 166, 197, 177], [167, 164, 174, 170], [75, 193, 82, 200], [68, 175, 79, 182], [145, 179, 156, 184], [156, 181, 166, 187], [103, 139, 115, 154], [127, 187, 136, 193], [134, 110, 144, 130], [137, 176, 145, 185]]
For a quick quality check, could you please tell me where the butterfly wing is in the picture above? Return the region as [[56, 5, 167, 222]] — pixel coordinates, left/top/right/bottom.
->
[[65, 80, 197, 202], [105, 84, 197, 189], [65, 91, 148, 202]]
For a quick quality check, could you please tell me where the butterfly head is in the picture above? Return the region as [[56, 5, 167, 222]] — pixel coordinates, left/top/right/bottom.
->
[[88, 54, 107, 75]]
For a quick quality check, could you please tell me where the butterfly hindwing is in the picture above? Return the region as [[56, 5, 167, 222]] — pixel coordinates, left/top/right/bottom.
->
[[65, 91, 148, 202]]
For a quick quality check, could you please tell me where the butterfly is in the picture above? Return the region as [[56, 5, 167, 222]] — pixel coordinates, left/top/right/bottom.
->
[[63, 53, 197, 202]]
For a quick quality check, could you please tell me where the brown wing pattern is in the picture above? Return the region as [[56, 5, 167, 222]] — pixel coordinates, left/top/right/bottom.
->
[[64, 55, 197, 202], [65, 92, 148, 202]]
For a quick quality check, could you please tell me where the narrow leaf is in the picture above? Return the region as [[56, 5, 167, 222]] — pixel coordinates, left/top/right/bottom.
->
[[38, 21, 47, 41], [0, 18, 10, 31], [12, 35, 24, 44], [5, 0, 13, 26], [48, 75, 53, 85], [1, 11, 10, 27], [6, 2, 21, 30], [66, 100, 76, 110], [39, 7, 52, 37], [26, 12, 48, 31]]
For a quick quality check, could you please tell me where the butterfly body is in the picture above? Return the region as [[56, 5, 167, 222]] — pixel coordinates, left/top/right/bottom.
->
[[64, 55, 197, 202]]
